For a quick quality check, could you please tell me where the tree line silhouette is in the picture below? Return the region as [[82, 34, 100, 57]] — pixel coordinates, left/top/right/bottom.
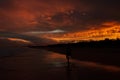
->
[[46, 38, 120, 48]]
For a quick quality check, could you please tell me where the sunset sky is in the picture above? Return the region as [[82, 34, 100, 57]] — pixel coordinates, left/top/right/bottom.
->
[[0, 0, 120, 44]]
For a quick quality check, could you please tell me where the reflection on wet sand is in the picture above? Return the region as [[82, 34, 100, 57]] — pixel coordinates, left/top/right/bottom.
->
[[45, 51, 120, 71], [0, 48, 120, 80]]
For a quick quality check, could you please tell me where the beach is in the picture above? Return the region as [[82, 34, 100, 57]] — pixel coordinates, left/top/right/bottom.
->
[[0, 46, 120, 80]]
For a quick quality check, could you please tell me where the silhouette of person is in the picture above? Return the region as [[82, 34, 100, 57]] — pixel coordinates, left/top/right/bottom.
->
[[66, 46, 72, 71], [66, 46, 71, 60]]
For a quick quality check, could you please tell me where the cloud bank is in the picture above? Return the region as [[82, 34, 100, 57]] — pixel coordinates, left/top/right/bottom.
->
[[0, 0, 120, 32]]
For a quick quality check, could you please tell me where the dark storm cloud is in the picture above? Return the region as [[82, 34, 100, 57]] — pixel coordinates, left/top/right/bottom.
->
[[0, 0, 120, 32], [84, 0, 120, 21], [35, 0, 120, 31], [0, 0, 14, 10], [65, 0, 120, 31]]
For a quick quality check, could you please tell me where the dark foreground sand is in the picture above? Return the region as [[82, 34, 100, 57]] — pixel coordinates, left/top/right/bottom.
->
[[0, 47, 120, 80]]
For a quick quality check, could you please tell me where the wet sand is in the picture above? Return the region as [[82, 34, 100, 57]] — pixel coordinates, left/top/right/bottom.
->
[[0, 48, 120, 80]]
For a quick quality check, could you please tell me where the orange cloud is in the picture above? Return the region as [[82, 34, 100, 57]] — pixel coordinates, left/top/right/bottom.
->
[[44, 22, 120, 42], [8, 38, 32, 44]]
